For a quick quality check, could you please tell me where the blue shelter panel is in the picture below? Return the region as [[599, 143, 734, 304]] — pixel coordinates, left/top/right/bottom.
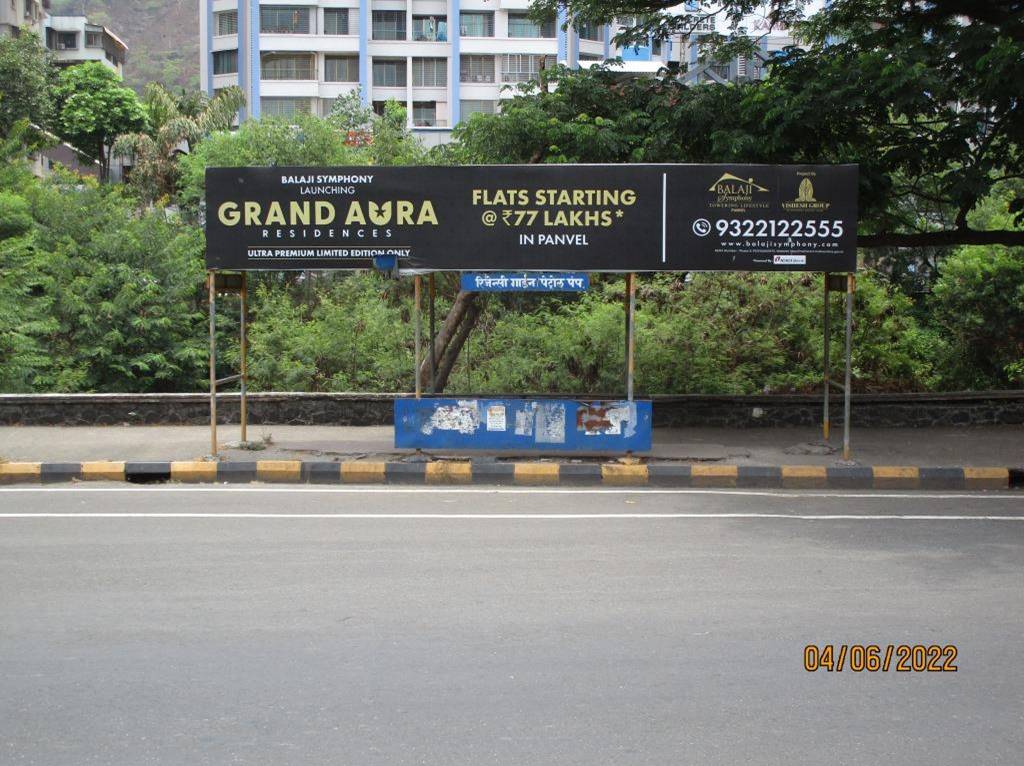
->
[[395, 399, 653, 452]]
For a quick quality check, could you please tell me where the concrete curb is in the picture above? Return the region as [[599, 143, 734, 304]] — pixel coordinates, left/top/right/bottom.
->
[[0, 461, 1021, 490]]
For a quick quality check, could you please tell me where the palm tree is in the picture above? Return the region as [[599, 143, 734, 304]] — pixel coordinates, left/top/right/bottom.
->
[[112, 84, 245, 203]]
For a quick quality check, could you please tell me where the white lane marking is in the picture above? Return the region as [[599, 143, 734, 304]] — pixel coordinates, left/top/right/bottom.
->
[[0, 486, 1021, 500], [0, 513, 1021, 521]]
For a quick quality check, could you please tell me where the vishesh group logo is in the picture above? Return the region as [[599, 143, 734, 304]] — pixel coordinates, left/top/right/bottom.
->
[[706, 172, 770, 210], [782, 173, 832, 212]]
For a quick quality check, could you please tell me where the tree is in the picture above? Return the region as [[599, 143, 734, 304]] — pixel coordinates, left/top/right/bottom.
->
[[326, 88, 373, 147], [112, 83, 245, 204], [178, 112, 368, 211], [368, 100, 427, 166], [508, 1, 1024, 249], [3, 170, 209, 392], [926, 184, 1024, 388], [53, 62, 147, 180], [449, 63, 699, 165], [0, 31, 55, 136]]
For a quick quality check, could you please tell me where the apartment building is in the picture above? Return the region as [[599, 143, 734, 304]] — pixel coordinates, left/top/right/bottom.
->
[[679, 29, 796, 85], [674, 3, 797, 85], [43, 15, 129, 76], [0, 0, 47, 38], [199, 1, 672, 143]]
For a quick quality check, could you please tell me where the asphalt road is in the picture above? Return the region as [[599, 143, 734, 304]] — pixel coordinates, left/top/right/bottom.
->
[[1, 486, 1022, 765]]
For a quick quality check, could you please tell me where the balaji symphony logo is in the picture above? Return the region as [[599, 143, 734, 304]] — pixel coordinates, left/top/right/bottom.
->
[[707, 172, 770, 210], [782, 174, 831, 212]]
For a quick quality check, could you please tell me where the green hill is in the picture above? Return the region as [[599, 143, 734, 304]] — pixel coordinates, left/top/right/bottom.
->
[[50, 0, 199, 92]]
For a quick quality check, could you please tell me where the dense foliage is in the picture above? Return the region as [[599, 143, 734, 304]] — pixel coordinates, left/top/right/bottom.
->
[[112, 83, 245, 204], [511, 1, 1024, 249], [0, 7, 1021, 396], [0, 31, 55, 136], [52, 62, 147, 179], [3, 149, 1021, 393], [0, 163, 206, 392]]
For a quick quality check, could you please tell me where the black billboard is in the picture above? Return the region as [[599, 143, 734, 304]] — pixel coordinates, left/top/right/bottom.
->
[[205, 164, 858, 272]]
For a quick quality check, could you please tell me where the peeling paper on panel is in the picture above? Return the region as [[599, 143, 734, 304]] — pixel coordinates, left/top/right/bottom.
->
[[514, 404, 535, 437], [534, 402, 566, 444], [577, 402, 637, 437], [421, 400, 480, 435]]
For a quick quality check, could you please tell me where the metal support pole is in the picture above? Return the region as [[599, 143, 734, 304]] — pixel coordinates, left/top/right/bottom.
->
[[823, 273, 830, 441], [623, 273, 630, 392], [414, 274, 422, 399], [626, 272, 636, 402], [208, 271, 217, 457], [428, 273, 436, 393], [240, 273, 248, 444], [843, 273, 854, 460]]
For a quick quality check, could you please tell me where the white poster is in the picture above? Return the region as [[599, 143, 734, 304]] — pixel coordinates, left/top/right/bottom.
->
[[486, 404, 507, 432]]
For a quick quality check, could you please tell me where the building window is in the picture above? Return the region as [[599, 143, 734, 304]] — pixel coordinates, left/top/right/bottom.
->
[[216, 10, 238, 36], [460, 99, 496, 119], [412, 101, 436, 127], [412, 15, 448, 41], [320, 98, 340, 117], [412, 58, 447, 87], [325, 55, 358, 82], [260, 7, 312, 34], [579, 53, 603, 61], [213, 49, 238, 75], [651, 37, 663, 55], [262, 97, 313, 119], [85, 29, 103, 48], [708, 63, 730, 80], [460, 55, 495, 83], [577, 22, 602, 42], [372, 11, 406, 40], [501, 53, 555, 82], [323, 8, 349, 35], [261, 53, 315, 80], [507, 13, 555, 38], [53, 31, 78, 50], [372, 58, 406, 87], [459, 12, 494, 37]]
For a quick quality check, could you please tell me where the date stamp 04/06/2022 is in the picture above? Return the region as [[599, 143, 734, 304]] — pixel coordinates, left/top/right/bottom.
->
[[804, 644, 959, 673]]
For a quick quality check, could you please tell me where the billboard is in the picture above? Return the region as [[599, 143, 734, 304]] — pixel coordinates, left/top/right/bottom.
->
[[205, 164, 858, 272]]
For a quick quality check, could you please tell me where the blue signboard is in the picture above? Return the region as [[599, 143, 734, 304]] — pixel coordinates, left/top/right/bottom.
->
[[395, 398, 652, 452], [461, 272, 589, 292]]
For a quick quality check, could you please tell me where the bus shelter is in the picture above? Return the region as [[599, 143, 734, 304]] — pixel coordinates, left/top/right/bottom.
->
[[204, 163, 859, 458]]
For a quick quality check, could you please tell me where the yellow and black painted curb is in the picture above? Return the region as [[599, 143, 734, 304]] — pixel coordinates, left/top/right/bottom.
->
[[0, 461, 1021, 490]]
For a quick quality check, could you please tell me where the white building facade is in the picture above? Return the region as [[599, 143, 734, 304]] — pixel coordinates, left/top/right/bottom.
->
[[43, 15, 129, 77], [198, 1, 674, 142], [0, 0, 47, 38]]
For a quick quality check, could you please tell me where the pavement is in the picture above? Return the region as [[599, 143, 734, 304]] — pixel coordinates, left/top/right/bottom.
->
[[1, 423, 1022, 466], [1, 485, 1022, 765]]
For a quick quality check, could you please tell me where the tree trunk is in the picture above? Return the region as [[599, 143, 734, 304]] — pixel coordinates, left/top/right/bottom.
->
[[417, 289, 480, 392], [431, 298, 483, 393], [99, 142, 108, 182]]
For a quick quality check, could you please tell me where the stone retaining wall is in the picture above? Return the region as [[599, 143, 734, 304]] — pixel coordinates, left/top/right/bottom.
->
[[1, 391, 1022, 428]]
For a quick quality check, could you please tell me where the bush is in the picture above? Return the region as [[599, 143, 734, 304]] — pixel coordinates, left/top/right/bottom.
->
[[1, 172, 208, 392], [928, 246, 1024, 388]]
